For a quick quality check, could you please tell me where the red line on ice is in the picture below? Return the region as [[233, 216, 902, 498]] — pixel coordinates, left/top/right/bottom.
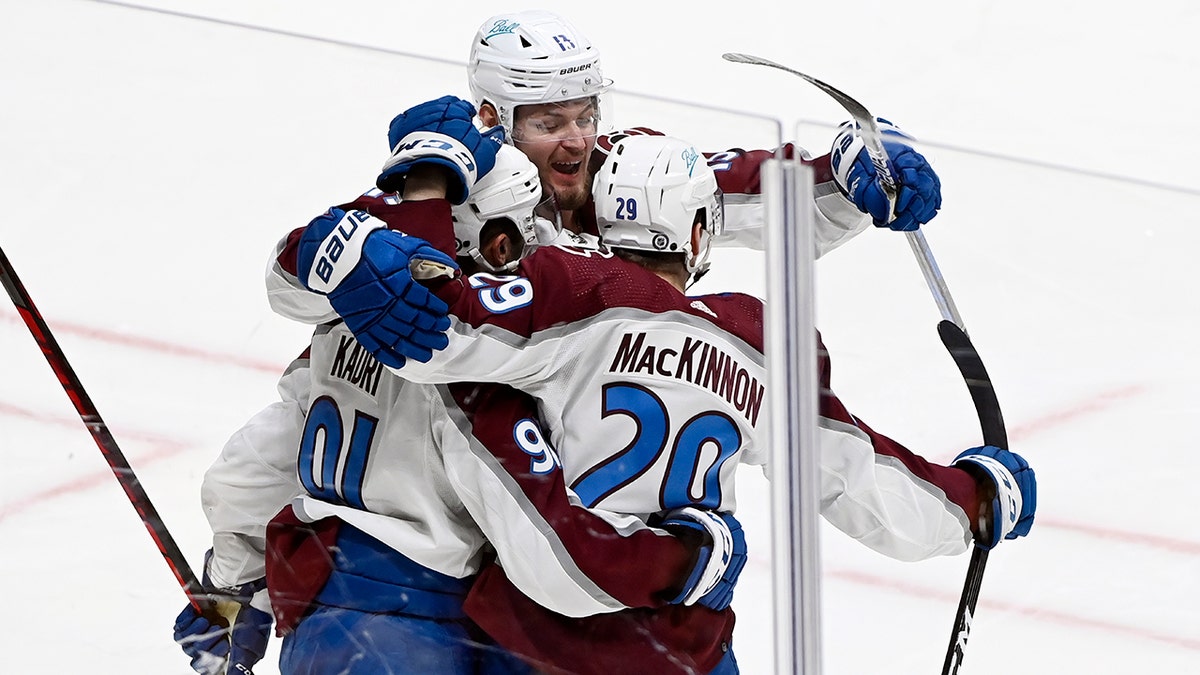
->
[[829, 568, 1200, 652], [1009, 384, 1200, 553], [0, 311, 283, 374], [932, 383, 1200, 553], [0, 401, 190, 522], [1032, 516, 1200, 555], [1005, 383, 1147, 442]]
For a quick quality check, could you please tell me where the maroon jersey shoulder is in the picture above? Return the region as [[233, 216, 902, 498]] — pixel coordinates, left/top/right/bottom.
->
[[342, 191, 456, 256], [519, 248, 764, 353], [275, 190, 455, 276], [591, 126, 834, 197], [688, 292, 764, 353]]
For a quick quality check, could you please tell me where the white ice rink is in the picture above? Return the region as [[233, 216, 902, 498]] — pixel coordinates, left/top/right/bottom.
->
[[2, 1, 1198, 673]]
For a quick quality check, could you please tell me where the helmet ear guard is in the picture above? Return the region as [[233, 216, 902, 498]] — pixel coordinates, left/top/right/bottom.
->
[[593, 136, 725, 281], [468, 10, 614, 140]]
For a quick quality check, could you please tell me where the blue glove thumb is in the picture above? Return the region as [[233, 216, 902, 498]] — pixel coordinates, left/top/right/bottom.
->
[[481, 124, 506, 147]]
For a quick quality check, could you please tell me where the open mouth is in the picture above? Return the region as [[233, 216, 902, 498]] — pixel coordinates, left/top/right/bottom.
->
[[551, 161, 582, 175]]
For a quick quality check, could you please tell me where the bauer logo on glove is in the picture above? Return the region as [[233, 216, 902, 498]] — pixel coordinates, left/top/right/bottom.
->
[[309, 210, 382, 292]]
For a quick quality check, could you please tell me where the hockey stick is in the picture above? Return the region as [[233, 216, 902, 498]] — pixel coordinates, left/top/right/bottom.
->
[[0, 245, 217, 616], [722, 53, 1006, 675], [936, 321, 1006, 674], [722, 52, 963, 327]]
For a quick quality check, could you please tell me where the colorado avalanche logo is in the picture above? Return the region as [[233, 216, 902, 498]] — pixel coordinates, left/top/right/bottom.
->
[[487, 19, 520, 38]]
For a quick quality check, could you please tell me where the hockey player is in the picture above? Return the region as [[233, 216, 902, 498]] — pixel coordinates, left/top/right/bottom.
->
[[291, 134, 1036, 674], [467, 9, 938, 244], [197, 8, 943, 671], [173, 147, 747, 675], [265, 9, 944, 367]]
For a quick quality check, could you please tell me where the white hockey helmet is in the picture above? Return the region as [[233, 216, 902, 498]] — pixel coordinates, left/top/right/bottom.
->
[[468, 10, 613, 141], [594, 135, 724, 278], [451, 144, 544, 272]]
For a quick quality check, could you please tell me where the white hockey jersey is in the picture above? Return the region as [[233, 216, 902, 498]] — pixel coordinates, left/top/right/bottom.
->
[[203, 320, 708, 619], [396, 243, 982, 562]]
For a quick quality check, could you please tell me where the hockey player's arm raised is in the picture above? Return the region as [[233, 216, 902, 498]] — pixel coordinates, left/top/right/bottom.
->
[[591, 124, 941, 252], [266, 115, 943, 327], [267, 95, 499, 341]]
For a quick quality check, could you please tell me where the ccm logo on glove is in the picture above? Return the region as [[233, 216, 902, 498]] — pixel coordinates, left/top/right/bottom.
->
[[391, 134, 478, 175]]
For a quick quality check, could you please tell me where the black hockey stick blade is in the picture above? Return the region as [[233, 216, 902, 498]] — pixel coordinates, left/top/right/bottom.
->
[[0, 245, 214, 615], [937, 320, 1007, 449], [937, 319, 1008, 675]]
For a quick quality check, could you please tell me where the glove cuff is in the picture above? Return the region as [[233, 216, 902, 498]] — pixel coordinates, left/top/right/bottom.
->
[[662, 506, 734, 605], [954, 453, 1022, 549]]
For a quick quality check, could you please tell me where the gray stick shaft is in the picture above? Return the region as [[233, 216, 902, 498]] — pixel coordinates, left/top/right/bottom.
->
[[905, 229, 964, 329], [849, 115, 966, 329]]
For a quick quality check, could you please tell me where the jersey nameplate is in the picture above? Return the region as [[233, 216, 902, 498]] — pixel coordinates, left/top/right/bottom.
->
[[609, 331, 764, 427]]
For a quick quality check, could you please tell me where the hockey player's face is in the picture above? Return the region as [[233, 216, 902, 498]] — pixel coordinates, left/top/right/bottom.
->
[[512, 99, 598, 211]]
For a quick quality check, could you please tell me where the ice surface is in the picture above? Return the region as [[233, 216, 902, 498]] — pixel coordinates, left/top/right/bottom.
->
[[2, 1, 1197, 673]]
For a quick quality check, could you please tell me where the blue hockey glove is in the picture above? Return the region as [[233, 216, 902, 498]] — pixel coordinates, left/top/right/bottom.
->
[[377, 95, 505, 204], [173, 554, 272, 675], [830, 118, 942, 231], [297, 207, 459, 369], [661, 507, 747, 611], [953, 445, 1037, 549]]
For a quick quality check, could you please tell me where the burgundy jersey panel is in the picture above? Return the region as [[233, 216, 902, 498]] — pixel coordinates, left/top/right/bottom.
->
[[438, 245, 766, 353], [466, 563, 733, 675], [275, 191, 458, 278]]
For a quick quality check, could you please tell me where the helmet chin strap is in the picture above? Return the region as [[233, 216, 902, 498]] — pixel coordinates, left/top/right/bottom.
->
[[468, 247, 519, 274], [684, 218, 714, 288], [534, 192, 565, 234]]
